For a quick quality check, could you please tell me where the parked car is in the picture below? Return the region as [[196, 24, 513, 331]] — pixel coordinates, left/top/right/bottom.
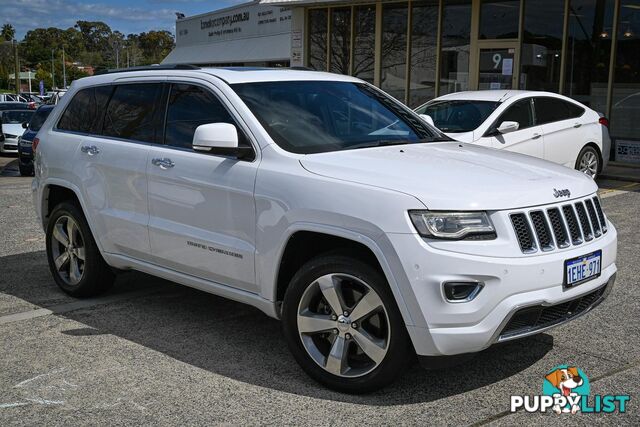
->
[[0, 109, 34, 154], [18, 105, 54, 175], [415, 91, 610, 179], [0, 102, 29, 111], [33, 67, 617, 393], [45, 90, 67, 105], [0, 93, 29, 103]]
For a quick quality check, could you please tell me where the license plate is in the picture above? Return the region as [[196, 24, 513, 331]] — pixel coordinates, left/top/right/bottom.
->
[[564, 250, 602, 288]]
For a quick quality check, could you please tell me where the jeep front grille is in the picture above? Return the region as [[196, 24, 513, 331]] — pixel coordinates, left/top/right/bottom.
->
[[510, 196, 607, 254]]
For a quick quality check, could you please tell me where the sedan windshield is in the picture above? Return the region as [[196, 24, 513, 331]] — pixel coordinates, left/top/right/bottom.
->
[[415, 100, 501, 133], [232, 81, 447, 154], [1, 110, 34, 124]]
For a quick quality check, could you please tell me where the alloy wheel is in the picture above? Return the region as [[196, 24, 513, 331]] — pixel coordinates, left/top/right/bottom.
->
[[50, 215, 86, 285], [578, 150, 599, 178], [296, 273, 390, 378]]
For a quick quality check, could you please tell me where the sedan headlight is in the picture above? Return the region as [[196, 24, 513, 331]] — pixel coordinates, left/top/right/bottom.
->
[[409, 211, 496, 240]]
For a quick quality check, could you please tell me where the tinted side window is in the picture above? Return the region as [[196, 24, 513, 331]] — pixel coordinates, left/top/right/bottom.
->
[[58, 86, 112, 133], [165, 84, 247, 149], [534, 97, 585, 124], [29, 108, 52, 131], [102, 84, 162, 143], [497, 99, 534, 131]]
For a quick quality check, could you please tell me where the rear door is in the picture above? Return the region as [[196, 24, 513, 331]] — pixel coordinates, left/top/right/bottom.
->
[[146, 81, 259, 293], [533, 96, 586, 167], [476, 98, 544, 158], [60, 82, 163, 260]]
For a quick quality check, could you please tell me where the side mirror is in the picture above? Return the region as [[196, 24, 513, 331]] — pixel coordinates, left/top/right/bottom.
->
[[22, 122, 28, 129], [193, 122, 238, 151], [497, 121, 519, 134], [419, 114, 435, 127], [192, 122, 254, 160]]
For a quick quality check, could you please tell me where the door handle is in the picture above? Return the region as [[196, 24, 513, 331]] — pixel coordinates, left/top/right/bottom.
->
[[532, 133, 541, 140], [80, 145, 100, 156], [573, 123, 582, 128], [152, 158, 175, 170]]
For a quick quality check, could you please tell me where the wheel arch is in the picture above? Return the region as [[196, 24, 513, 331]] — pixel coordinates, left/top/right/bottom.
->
[[271, 224, 416, 328]]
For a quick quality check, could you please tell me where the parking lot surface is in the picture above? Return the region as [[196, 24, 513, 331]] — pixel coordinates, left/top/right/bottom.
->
[[0, 157, 638, 425]]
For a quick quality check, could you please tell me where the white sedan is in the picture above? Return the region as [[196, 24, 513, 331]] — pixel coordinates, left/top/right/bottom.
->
[[415, 91, 610, 178]]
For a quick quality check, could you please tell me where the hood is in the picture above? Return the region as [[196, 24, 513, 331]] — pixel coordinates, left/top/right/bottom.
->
[[2, 123, 24, 138], [300, 142, 597, 211]]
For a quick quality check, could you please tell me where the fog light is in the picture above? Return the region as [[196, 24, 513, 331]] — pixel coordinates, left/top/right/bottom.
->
[[443, 281, 483, 302]]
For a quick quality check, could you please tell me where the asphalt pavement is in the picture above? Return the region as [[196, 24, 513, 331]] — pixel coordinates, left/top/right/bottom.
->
[[0, 156, 638, 425]]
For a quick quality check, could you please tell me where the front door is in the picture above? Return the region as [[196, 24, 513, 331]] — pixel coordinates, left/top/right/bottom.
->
[[146, 82, 260, 293], [476, 42, 519, 90]]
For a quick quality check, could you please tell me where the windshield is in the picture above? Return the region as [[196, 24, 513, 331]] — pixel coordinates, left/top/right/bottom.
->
[[415, 100, 501, 133], [1, 110, 34, 124], [28, 108, 52, 131], [232, 81, 446, 154]]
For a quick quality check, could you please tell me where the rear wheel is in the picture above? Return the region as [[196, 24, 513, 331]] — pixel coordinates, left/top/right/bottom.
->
[[575, 145, 600, 179], [282, 254, 411, 393], [46, 202, 115, 297]]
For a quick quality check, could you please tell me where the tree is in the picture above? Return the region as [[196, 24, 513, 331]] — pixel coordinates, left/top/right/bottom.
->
[[1, 24, 15, 41], [74, 21, 112, 53], [137, 31, 175, 65]]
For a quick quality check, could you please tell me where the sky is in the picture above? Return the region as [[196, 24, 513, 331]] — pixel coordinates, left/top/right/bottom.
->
[[2, 0, 248, 39]]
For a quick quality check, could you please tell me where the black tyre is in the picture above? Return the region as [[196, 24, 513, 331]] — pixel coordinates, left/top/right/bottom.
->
[[575, 145, 600, 179], [45, 201, 115, 297], [19, 163, 33, 176], [282, 253, 412, 393]]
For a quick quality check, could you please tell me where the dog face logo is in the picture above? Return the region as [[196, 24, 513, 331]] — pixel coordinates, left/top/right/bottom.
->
[[543, 365, 590, 414], [545, 367, 583, 397]]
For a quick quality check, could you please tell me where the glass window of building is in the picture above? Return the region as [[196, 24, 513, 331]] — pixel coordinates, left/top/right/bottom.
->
[[330, 8, 351, 74], [563, 0, 615, 113], [479, 0, 521, 39], [439, 0, 472, 95], [381, 2, 409, 102], [611, 0, 640, 147], [353, 5, 376, 83], [308, 9, 328, 71], [521, 0, 565, 91], [409, 1, 439, 107]]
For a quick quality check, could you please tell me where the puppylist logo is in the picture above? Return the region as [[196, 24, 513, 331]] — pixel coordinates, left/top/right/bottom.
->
[[510, 365, 630, 414]]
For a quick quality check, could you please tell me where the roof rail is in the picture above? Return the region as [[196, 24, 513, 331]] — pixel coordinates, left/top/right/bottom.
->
[[289, 66, 313, 71], [96, 64, 200, 75]]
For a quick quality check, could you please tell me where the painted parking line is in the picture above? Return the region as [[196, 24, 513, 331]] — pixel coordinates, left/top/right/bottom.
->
[[599, 182, 640, 199], [0, 287, 167, 326]]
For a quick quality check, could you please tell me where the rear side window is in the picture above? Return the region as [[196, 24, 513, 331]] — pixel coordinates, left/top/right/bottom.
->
[[102, 84, 163, 143], [57, 86, 112, 133], [534, 97, 584, 125], [29, 108, 52, 132], [496, 99, 534, 131], [164, 84, 247, 149]]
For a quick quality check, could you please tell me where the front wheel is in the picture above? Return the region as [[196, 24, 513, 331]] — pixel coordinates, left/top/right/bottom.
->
[[282, 254, 412, 393], [575, 146, 600, 179]]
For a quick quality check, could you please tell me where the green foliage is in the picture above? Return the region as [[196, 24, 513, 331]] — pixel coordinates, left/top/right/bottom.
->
[[0, 20, 175, 89]]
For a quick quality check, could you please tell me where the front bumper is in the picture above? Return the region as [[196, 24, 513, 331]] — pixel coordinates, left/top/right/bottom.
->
[[387, 222, 617, 356], [0, 138, 19, 154]]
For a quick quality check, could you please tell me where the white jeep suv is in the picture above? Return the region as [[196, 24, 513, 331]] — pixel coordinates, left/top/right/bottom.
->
[[32, 66, 617, 393]]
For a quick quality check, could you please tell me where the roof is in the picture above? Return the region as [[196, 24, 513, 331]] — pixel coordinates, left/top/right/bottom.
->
[[435, 90, 563, 103], [74, 67, 362, 87]]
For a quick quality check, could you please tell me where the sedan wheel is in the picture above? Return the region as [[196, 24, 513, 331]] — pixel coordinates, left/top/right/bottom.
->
[[577, 147, 600, 179]]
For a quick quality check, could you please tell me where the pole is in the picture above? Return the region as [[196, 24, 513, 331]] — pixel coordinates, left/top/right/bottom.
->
[[127, 49, 130, 68], [28, 71, 32, 93], [13, 39, 20, 95], [51, 49, 56, 90], [62, 47, 67, 89]]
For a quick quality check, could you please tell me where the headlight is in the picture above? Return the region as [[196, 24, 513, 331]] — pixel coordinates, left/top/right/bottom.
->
[[409, 211, 496, 240]]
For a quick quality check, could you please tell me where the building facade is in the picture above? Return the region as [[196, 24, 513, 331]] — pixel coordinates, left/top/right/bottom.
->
[[266, 0, 640, 163], [163, 1, 292, 67]]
